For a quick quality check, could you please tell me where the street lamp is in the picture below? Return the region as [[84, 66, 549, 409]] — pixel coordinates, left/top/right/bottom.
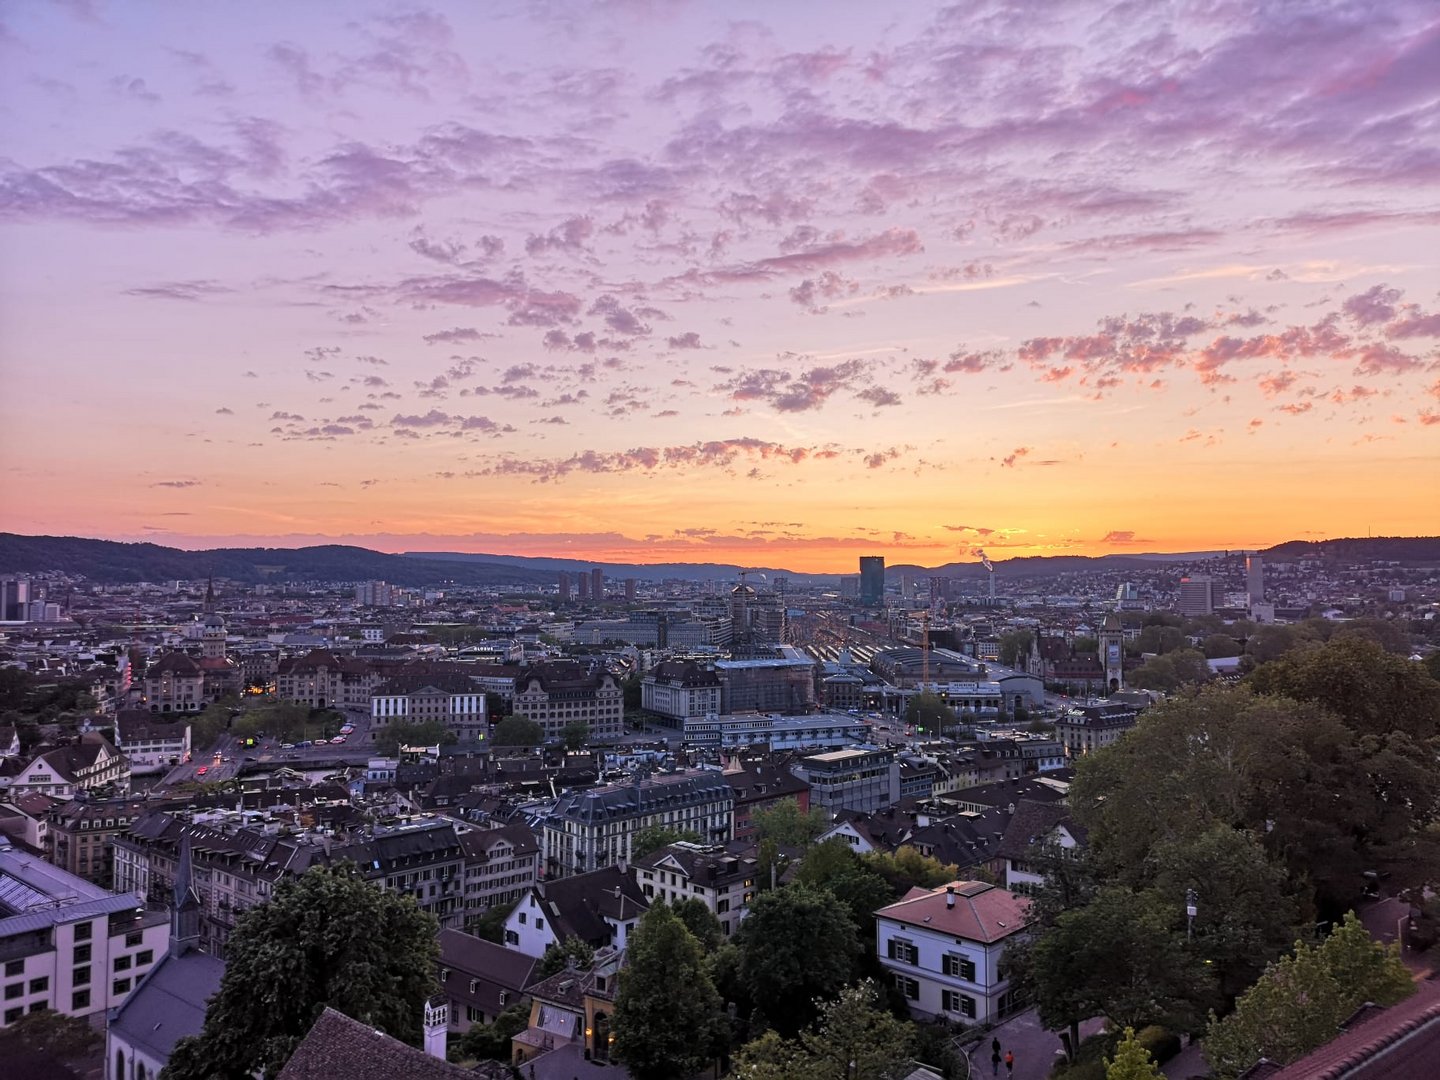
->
[[1186, 888, 1198, 941]]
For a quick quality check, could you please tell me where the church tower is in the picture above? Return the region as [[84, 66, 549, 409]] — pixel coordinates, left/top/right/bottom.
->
[[171, 835, 203, 955], [201, 577, 227, 662], [1100, 613, 1125, 693]]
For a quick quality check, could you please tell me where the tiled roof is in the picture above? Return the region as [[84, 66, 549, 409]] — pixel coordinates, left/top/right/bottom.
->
[[277, 1008, 475, 1080], [876, 880, 1030, 944], [1260, 978, 1440, 1079], [531, 866, 649, 946], [438, 929, 536, 1018], [995, 799, 1083, 860]]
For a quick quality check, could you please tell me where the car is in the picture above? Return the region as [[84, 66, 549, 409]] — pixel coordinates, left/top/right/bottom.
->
[[331, 735, 347, 744], [295, 740, 311, 749], [196, 766, 208, 776], [339, 725, 355, 734], [280, 743, 295, 750]]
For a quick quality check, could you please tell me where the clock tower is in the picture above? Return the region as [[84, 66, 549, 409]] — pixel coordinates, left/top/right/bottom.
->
[[1100, 613, 1125, 693]]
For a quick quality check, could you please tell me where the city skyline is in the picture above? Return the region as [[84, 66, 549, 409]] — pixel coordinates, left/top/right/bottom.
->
[[2, 1, 1438, 573]]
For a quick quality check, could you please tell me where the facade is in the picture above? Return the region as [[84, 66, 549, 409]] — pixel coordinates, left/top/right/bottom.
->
[[9, 734, 129, 799], [502, 867, 649, 958], [437, 929, 535, 1033], [511, 946, 624, 1069], [46, 799, 149, 887], [681, 711, 868, 751], [113, 713, 191, 774], [371, 675, 489, 743], [457, 824, 539, 918], [640, 661, 721, 722], [0, 836, 169, 1030], [793, 747, 899, 814], [714, 656, 816, 714], [632, 840, 757, 939], [1246, 556, 1265, 605], [875, 880, 1029, 1024], [511, 663, 623, 741], [1177, 574, 1215, 616], [1098, 613, 1126, 692], [542, 770, 735, 877], [996, 801, 1085, 897], [724, 761, 812, 843], [1056, 702, 1142, 759], [139, 653, 205, 713], [859, 556, 886, 606]]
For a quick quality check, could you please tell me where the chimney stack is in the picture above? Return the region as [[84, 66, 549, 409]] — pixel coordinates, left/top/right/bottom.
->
[[946, 885, 955, 909]]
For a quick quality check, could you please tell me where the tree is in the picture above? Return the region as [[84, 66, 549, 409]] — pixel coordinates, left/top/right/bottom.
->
[[732, 979, 915, 1080], [163, 864, 439, 1079], [670, 897, 725, 953], [793, 838, 894, 941], [1106, 1028, 1163, 1080], [1129, 648, 1209, 692], [863, 847, 960, 895], [1201, 634, 1242, 659], [612, 904, 726, 1080], [631, 825, 702, 859], [1245, 624, 1300, 664], [452, 1001, 529, 1062], [736, 885, 861, 1036], [1137, 625, 1185, 656], [1029, 887, 1216, 1054], [905, 691, 957, 735], [751, 797, 831, 849], [373, 719, 457, 755], [491, 715, 543, 746], [537, 936, 595, 978], [622, 673, 643, 711], [467, 901, 514, 944], [561, 720, 589, 750], [998, 629, 1034, 667], [1205, 913, 1414, 1078]]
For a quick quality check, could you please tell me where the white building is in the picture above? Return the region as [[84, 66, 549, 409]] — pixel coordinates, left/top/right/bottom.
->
[[113, 714, 191, 775], [640, 661, 722, 721], [632, 841, 758, 939], [370, 675, 489, 743], [875, 880, 1029, 1024], [501, 866, 648, 959], [0, 837, 170, 1030]]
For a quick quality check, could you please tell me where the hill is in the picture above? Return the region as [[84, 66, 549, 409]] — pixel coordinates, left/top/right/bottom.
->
[[404, 551, 820, 583], [0, 534, 557, 587], [1260, 536, 1440, 564]]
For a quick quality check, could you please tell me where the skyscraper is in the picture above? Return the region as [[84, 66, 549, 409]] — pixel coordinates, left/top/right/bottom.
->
[[558, 571, 571, 602], [1245, 556, 1265, 605], [591, 567, 604, 599], [1177, 575, 1215, 617], [625, 578, 637, 602], [859, 556, 885, 606], [577, 572, 590, 601]]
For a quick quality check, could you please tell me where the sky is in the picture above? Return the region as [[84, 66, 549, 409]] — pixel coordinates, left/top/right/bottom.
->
[[1, 0, 1437, 573]]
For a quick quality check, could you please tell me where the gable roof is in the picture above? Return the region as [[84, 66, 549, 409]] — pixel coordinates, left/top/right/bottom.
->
[[1258, 978, 1440, 1079], [528, 865, 649, 946], [996, 799, 1085, 861], [107, 948, 226, 1060], [277, 1008, 475, 1080]]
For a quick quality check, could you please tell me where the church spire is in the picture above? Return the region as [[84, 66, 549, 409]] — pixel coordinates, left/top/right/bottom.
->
[[171, 834, 202, 955], [203, 575, 215, 614]]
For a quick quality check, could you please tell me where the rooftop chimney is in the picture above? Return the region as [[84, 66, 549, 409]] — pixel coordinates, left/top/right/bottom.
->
[[946, 885, 955, 909]]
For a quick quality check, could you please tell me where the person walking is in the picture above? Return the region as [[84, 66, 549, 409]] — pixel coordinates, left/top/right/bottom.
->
[[991, 1045, 1002, 1076], [1005, 1049, 1015, 1076]]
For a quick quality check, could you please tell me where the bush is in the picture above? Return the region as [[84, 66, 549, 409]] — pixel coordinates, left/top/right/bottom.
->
[[1051, 1060, 1107, 1080], [1135, 1025, 1182, 1064]]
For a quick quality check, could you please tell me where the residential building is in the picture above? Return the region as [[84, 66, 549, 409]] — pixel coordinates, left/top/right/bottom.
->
[[793, 747, 899, 814], [0, 727, 20, 760], [436, 929, 535, 1033], [875, 880, 1029, 1024], [113, 712, 191, 774], [502, 867, 649, 958], [138, 652, 205, 713], [458, 824, 539, 918], [511, 946, 624, 1071], [0, 836, 169, 1029], [632, 840, 758, 938], [542, 770, 734, 877], [1056, 702, 1141, 759], [8, 734, 129, 799], [996, 800, 1086, 897], [640, 661, 721, 722], [105, 838, 226, 1080], [371, 675, 489, 743], [511, 662, 623, 742], [277, 1006, 473, 1080], [722, 760, 811, 843], [45, 798, 148, 886]]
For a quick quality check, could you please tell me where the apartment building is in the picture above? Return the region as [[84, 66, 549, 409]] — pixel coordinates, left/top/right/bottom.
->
[[0, 837, 169, 1029], [632, 840, 757, 939], [45, 798, 149, 887], [7, 734, 129, 800], [640, 661, 721, 722], [542, 770, 734, 877], [457, 824, 539, 918], [113, 712, 191, 774], [512, 662, 624, 742]]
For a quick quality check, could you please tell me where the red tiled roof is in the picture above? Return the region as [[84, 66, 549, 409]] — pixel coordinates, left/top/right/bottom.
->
[[876, 880, 1030, 944], [1264, 978, 1440, 1079]]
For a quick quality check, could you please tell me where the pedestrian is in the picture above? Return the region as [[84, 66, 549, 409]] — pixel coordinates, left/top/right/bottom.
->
[[991, 1046, 1001, 1076], [992, 1037, 1001, 1057], [1005, 1049, 1015, 1076]]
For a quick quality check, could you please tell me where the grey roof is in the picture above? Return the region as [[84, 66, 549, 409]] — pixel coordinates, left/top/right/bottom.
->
[[549, 770, 733, 826], [107, 948, 226, 1060], [277, 1008, 476, 1080], [0, 838, 142, 935]]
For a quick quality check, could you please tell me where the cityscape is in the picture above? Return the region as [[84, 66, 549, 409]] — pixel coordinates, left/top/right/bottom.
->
[[2, 3, 1439, 1080]]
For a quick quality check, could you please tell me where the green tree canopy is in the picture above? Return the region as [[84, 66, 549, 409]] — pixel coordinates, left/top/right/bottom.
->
[[751, 797, 831, 849], [1205, 913, 1415, 1079], [451, 1001, 529, 1062], [862, 847, 960, 895], [732, 979, 915, 1080], [560, 720, 590, 750], [162, 863, 439, 1080], [373, 719, 458, 755], [669, 896, 725, 954], [904, 691, 957, 735], [537, 936, 595, 978], [1128, 648, 1210, 692], [612, 904, 726, 1080], [1106, 1028, 1163, 1080], [1201, 633, 1243, 659], [736, 884, 861, 1037], [491, 715, 544, 746], [792, 838, 894, 941], [998, 629, 1034, 667], [630, 825, 702, 859]]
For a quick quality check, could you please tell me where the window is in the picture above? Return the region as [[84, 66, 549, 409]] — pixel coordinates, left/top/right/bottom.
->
[[125, 931, 143, 948], [893, 974, 920, 1001], [71, 990, 91, 1010], [4, 1007, 21, 1025], [113, 978, 131, 995], [887, 939, 919, 965], [28, 1001, 46, 1014], [498, 991, 508, 1006], [3, 961, 21, 978], [29, 978, 47, 994], [136, 950, 153, 966], [535, 918, 544, 931], [74, 922, 93, 942], [73, 944, 92, 964], [518, 912, 527, 925], [505, 930, 519, 945], [73, 966, 91, 987], [943, 954, 977, 981], [114, 956, 132, 972], [942, 990, 976, 1017], [3, 983, 22, 1001]]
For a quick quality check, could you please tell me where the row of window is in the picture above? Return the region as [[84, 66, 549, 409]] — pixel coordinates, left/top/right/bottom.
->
[[889, 975, 977, 1017], [885, 940, 978, 982]]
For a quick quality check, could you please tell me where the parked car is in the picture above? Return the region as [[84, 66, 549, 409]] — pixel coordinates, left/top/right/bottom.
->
[[332, 735, 347, 744], [295, 740, 312, 749], [195, 766, 208, 777], [280, 743, 295, 750], [339, 724, 355, 734]]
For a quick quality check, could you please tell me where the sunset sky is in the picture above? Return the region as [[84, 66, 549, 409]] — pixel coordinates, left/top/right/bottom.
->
[[1, 1, 1437, 572]]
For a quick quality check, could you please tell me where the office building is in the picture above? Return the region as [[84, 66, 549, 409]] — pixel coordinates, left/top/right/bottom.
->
[[1176, 575, 1215, 617], [590, 568, 604, 600], [558, 572, 571, 602], [859, 556, 886, 606], [577, 572, 590, 601], [714, 655, 816, 714], [1246, 556, 1265, 605], [1, 578, 30, 622], [511, 662, 624, 740], [793, 747, 899, 814]]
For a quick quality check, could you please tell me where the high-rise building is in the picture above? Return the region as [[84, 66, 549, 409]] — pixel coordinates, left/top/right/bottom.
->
[[558, 571, 571, 602], [1245, 556, 1265, 605], [1177, 575, 1215, 617], [625, 578, 638, 603], [1, 577, 30, 621], [591, 568, 604, 600], [577, 572, 590, 601], [859, 556, 885, 606]]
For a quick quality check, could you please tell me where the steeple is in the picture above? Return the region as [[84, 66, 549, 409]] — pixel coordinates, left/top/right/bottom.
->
[[203, 575, 216, 614], [171, 834, 202, 955]]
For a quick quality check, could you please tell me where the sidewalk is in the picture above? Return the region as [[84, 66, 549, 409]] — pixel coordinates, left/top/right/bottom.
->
[[968, 1008, 1106, 1080]]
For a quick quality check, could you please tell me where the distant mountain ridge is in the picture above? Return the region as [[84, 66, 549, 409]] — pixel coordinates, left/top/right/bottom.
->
[[0, 533, 1434, 586]]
